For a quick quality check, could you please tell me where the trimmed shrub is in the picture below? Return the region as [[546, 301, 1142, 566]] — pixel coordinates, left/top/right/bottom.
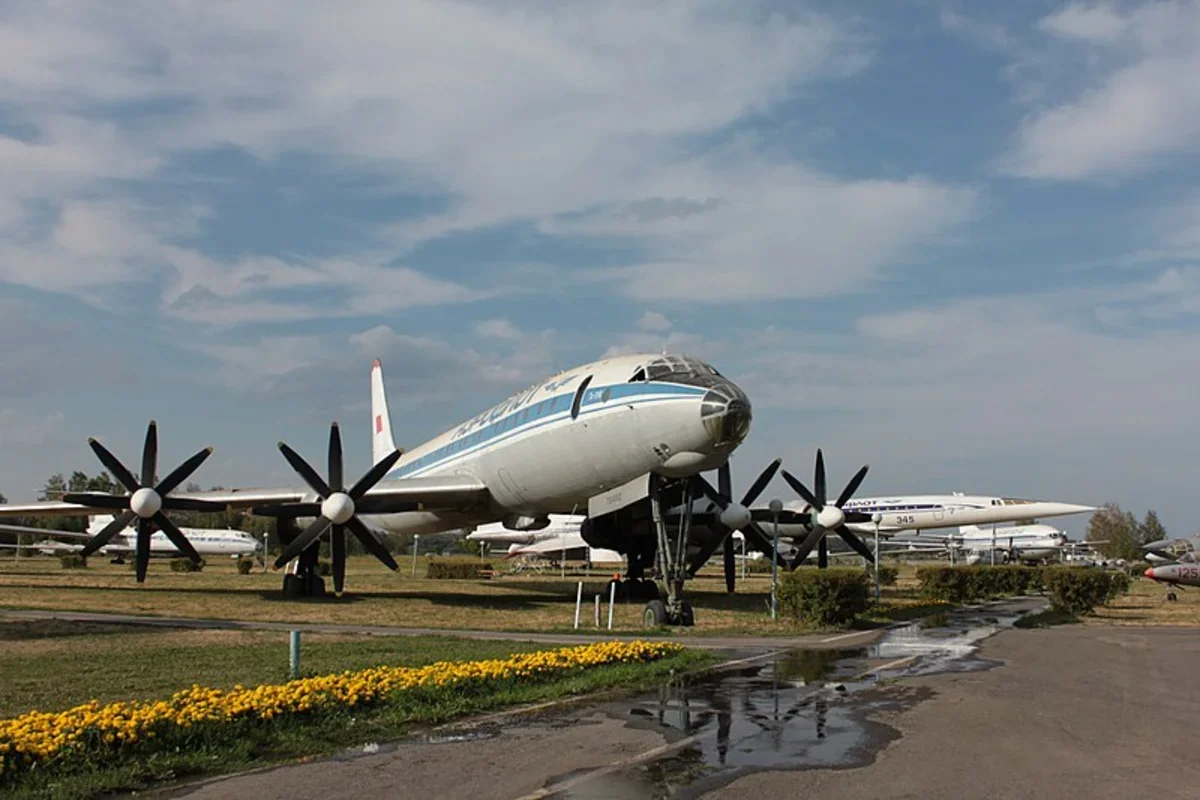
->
[[917, 565, 1044, 604], [236, 557, 255, 575], [58, 553, 88, 569], [426, 560, 494, 579], [169, 557, 205, 573], [1044, 567, 1130, 615], [777, 568, 872, 628]]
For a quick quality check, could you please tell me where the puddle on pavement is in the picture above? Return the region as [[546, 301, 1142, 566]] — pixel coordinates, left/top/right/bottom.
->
[[542, 598, 1038, 799]]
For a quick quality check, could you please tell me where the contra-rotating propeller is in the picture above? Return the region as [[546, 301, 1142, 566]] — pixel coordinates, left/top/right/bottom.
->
[[64, 421, 224, 582], [260, 422, 403, 595], [779, 449, 875, 569], [685, 458, 788, 592]]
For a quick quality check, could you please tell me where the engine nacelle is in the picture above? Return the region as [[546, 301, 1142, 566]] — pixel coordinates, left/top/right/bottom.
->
[[502, 514, 551, 532]]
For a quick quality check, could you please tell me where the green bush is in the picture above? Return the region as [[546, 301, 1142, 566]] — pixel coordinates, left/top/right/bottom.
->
[[426, 560, 494, 579], [58, 553, 88, 569], [777, 568, 872, 628], [916, 565, 1044, 604], [1043, 567, 1130, 615], [169, 557, 205, 573], [236, 557, 255, 575]]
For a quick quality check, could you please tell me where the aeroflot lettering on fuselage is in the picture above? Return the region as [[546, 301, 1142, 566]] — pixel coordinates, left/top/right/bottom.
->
[[453, 373, 580, 439]]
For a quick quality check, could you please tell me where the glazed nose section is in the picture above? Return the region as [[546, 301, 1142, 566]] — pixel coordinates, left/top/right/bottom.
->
[[701, 383, 752, 448]]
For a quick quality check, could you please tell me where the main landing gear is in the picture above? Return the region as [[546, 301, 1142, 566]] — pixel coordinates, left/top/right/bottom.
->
[[643, 472, 698, 627]]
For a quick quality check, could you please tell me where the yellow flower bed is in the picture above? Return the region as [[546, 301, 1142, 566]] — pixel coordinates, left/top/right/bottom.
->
[[0, 640, 681, 779]]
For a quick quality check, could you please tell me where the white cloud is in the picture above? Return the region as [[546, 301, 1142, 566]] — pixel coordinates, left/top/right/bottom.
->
[[1039, 2, 1129, 43], [634, 311, 672, 333], [1003, 0, 1200, 180], [0, 1, 975, 314]]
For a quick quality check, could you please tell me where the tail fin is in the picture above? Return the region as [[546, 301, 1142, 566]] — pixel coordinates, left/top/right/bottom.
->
[[88, 515, 116, 534], [371, 359, 400, 465]]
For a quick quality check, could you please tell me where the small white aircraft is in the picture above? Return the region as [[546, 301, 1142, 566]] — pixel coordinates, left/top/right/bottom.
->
[[0, 353, 756, 625], [0, 514, 261, 561], [887, 523, 1070, 565]]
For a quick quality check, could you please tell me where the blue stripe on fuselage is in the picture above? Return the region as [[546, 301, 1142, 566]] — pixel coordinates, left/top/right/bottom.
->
[[388, 382, 706, 480]]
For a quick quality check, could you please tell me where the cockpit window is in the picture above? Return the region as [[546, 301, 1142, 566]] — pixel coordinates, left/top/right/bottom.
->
[[642, 356, 729, 388]]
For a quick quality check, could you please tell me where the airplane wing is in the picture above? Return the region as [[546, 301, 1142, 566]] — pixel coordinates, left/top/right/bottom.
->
[[0, 475, 491, 519], [0, 523, 94, 541]]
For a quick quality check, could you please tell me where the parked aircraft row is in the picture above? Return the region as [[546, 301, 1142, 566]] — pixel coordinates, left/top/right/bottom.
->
[[0, 352, 1097, 626]]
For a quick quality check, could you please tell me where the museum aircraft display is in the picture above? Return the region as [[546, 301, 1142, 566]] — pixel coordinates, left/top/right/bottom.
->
[[0, 353, 761, 624], [0, 514, 261, 561]]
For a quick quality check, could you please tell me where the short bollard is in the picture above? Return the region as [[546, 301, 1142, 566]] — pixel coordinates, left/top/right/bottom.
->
[[289, 630, 301, 678]]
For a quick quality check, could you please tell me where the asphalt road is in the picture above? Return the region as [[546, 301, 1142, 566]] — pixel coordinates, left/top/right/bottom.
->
[[158, 623, 1200, 800]]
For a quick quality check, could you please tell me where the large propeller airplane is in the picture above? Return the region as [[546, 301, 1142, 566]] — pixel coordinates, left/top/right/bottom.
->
[[0, 353, 760, 625]]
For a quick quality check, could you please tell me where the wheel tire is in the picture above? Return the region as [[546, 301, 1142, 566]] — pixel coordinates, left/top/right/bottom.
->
[[679, 600, 695, 627], [643, 599, 668, 627]]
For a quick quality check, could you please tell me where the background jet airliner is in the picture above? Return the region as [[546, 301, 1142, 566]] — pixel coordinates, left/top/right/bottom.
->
[[0, 515, 261, 561], [0, 353, 756, 624], [738, 452, 1095, 570]]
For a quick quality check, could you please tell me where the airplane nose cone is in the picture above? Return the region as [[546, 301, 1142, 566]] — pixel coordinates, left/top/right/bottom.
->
[[700, 385, 752, 448]]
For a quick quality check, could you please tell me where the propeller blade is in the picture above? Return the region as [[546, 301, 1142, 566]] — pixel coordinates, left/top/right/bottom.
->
[[723, 534, 736, 593], [155, 447, 214, 496], [347, 449, 402, 500], [835, 463, 869, 508], [329, 422, 343, 492], [274, 515, 332, 568], [331, 524, 346, 595], [79, 510, 137, 558], [835, 527, 873, 561], [251, 503, 322, 518], [814, 449, 826, 507], [63, 492, 130, 510], [141, 420, 158, 488], [780, 470, 818, 510], [159, 497, 228, 513], [154, 512, 203, 563], [135, 518, 152, 582], [740, 457, 781, 507], [788, 526, 825, 569], [87, 438, 139, 494], [718, 462, 732, 501], [742, 521, 789, 569], [346, 516, 400, 571], [278, 443, 333, 498]]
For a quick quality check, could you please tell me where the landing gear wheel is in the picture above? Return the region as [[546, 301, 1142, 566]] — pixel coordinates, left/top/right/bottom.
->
[[643, 599, 668, 627], [679, 600, 695, 627]]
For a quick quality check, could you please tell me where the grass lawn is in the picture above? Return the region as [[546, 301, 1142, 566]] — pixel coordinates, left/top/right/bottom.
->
[[0, 555, 936, 635], [0, 621, 712, 799]]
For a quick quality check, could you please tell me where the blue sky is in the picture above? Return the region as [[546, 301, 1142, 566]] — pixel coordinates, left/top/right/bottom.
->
[[2, 1, 1199, 538]]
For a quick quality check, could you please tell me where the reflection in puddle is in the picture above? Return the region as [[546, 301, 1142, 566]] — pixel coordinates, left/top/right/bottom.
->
[[546, 598, 1038, 799]]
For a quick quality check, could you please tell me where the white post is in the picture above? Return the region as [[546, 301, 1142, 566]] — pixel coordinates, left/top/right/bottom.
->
[[573, 581, 583, 629], [769, 499, 783, 620], [607, 580, 616, 630], [594, 594, 601, 627], [412, 534, 419, 577]]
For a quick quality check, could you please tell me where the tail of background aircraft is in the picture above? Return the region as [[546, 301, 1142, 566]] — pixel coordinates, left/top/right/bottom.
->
[[371, 359, 400, 465], [87, 515, 116, 534]]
